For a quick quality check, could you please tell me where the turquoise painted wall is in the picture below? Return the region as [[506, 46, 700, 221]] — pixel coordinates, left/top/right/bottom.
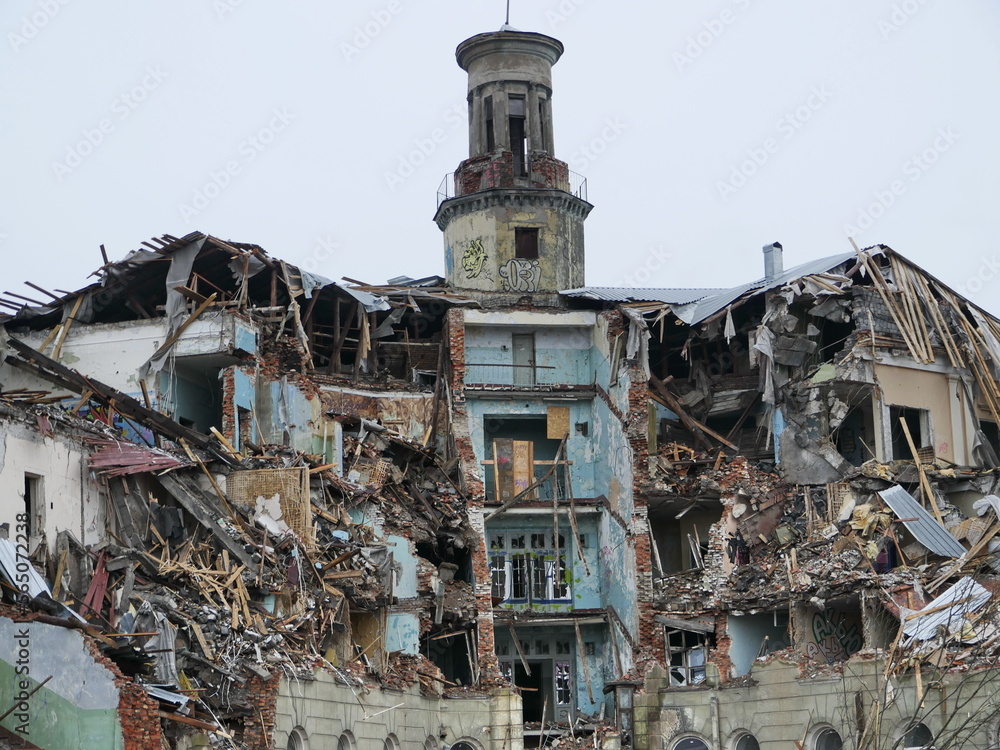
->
[[465, 326, 594, 385]]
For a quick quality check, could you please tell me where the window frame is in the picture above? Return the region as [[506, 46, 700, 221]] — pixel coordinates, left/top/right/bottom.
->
[[515, 228, 539, 260], [489, 531, 571, 604]]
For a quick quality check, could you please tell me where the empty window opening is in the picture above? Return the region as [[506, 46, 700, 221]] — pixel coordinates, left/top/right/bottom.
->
[[890, 405, 930, 460], [813, 728, 842, 750], [978, 420, 1000, 466], [650, 505, 717, 574], [509, 95, 527, 176], [538, 98, 547, 151], [733, 735, 760, 750], [23, 474, 44, 543], [484, 417, 562, 502], [902, 723, 934, 750], [485, 96, 495, 152], [515, 228, 539, 260], [833, 396, 876, 467], [287, 728, 309, 750]]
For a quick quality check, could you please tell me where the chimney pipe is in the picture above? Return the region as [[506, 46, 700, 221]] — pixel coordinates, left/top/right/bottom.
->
[[763, 242, 783, 281]]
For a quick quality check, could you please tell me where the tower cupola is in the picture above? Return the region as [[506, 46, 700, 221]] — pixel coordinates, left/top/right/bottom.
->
[[435, 28, 592, 296]]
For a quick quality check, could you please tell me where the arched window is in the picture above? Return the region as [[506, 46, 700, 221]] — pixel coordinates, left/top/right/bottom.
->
[[903, 723, 935, 749], [384, 735, 401, 750], [338, 732, 357, 750], [673, 738, 710, 750], [732, 733, 760, 750], [814, 727, 842, 750], [451, 742, 480, 750], [425, 736, 438, 750], [287, 727, 309, 750]]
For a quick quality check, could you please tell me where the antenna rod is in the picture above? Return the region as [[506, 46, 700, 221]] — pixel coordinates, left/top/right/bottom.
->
[[505, 0, 510, 25]]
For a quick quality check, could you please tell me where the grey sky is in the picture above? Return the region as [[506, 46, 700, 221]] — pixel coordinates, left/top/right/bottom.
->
[[2, 2, 998, 310]]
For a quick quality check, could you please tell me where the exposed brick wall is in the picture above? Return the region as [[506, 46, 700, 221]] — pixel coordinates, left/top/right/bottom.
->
[[242, 674, 280, 750], [454, 151, 571, 195], [82, 629, 164, 749], [444, 307, 499, 681], [221, 366, 237, 444]]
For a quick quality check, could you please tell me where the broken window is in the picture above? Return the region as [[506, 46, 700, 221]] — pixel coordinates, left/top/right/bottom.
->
[[890, 405, 930, 460], [509, 95, 527, 176], [555, 661, 572, 704], [489, 532, 570, 604], [515, 228, 539, 260], [666, 629, 708, 686]]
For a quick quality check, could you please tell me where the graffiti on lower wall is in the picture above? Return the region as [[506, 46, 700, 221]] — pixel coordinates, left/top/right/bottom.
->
[[805, 609, 863, 662]]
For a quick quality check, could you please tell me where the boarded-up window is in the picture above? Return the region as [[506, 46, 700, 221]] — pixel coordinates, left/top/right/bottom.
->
[[515, 228, 539, 259]]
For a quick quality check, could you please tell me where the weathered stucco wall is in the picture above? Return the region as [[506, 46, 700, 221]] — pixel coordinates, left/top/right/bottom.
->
[[635, 659, 1000, 750], [0, 419, 104, 552], [443, 199, 585, 293], [876, 362, 961, 462], [274, 672, 522, 750]]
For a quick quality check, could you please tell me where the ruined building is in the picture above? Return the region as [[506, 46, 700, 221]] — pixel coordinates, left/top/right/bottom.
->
[[2, 23, 1000, 750]]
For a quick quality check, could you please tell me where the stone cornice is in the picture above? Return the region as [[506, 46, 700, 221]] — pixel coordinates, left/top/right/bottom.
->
[[434, 188, 593, 230]]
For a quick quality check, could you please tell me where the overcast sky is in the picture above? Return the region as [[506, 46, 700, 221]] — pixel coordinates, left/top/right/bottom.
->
[[2, 2, 999, 311]]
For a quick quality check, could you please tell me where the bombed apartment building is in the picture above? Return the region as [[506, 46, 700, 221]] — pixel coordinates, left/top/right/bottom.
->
[[0, 233, 519, 749], [4, 21, 1000, 750], [562, 241, 1000, 750]]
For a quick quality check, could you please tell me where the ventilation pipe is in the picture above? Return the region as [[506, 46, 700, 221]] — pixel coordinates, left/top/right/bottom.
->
[[763, 242, 783, 281]]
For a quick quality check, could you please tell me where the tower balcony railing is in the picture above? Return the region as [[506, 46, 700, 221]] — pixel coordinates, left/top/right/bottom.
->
[[436, 168, 588, 209]]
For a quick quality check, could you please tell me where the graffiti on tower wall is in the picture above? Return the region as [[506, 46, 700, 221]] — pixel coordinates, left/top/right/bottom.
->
[[461, 239, 492, 280], [499, 258, 541, 293]]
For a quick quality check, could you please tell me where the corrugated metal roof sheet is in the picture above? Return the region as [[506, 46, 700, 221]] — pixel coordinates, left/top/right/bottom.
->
[[562, 251, 856, 324], [878, 484, 967, 558], [903, 576, 990, 640], [560, 287, 723, 305]]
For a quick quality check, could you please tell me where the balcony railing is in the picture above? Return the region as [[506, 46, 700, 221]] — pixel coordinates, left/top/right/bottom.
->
[[436, 168, 589, 209], [465, 363, 556, 387]]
